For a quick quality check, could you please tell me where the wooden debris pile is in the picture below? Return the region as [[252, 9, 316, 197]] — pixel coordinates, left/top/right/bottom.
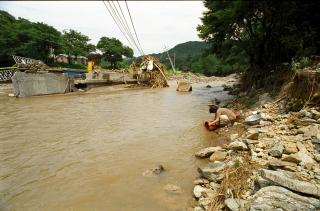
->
[[134, 55, 169, 88], [13, 55, 62, 72]]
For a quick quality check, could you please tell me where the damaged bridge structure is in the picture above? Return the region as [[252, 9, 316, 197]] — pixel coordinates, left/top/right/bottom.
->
[[0, 67, 16, 82]]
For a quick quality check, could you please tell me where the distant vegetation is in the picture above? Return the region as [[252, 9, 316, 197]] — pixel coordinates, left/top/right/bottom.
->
[[133, 41, 248, 76], [0, 10, 133, 68]]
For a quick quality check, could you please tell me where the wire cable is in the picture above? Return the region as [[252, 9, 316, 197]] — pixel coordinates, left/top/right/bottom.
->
[[115, 0, 144, 54], [102, 1, 136, 52], [124, 0, 145, 55], [109, 0, 143, 55]]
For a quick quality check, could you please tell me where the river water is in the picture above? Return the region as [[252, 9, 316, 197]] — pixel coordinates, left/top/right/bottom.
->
[[0, 82, 233, 211]]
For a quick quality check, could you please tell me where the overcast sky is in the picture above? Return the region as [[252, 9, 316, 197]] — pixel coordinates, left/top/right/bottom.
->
[[0, 1, 205, 56]]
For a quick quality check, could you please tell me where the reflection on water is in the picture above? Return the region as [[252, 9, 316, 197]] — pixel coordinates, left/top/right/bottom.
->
[[0, 83, 233, 211]]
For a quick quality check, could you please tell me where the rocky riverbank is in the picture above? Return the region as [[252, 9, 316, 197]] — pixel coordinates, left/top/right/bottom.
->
[[192, 101, 320, 210]]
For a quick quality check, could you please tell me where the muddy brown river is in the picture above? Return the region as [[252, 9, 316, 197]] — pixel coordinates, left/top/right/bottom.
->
[[0, 82, 233, 211]]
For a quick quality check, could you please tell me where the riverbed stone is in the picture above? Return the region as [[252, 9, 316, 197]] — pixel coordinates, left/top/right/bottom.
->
[[209, 151, 227, 162], [282, 151, 315, 165], [198, 161, 225, 182], [225, 198, 246, 211], [228, 141, 248, 151], [268, 143, 284, 158], [193, 185, 214, 198], [268, 159, 297, 169], [283, 142, 298, 154], [195, 146, 224, 158], [249, 186, 320, 211], [260, 169, 320, 197]]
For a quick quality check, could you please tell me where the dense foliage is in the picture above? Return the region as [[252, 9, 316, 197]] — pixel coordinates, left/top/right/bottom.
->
[[197, 0, 320, 86], [0, 11, 62, 66], [61, 29, 90, 63], [97, 37, 133, 69]]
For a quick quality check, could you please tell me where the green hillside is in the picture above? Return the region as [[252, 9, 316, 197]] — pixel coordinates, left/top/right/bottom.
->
[[150, 41, 210, 71]]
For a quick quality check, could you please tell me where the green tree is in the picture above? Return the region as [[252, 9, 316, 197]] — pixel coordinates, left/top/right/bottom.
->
[[86, 43, 96, 54], [0, 10, 62, 65], [197, 0, 320, 86], [97, 37, 133, 69], [62, 29, 90, 64]]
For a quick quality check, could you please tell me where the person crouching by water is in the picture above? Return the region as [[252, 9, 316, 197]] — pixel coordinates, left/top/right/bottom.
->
[[204, 104, 240, 131]]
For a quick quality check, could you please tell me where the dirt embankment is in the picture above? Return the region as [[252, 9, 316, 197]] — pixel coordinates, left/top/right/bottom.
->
[[191, 70, 320, 210]]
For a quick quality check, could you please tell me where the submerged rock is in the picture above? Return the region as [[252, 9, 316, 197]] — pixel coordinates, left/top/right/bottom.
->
[[142, 165, 164, 177], [249, 186, 320, 211], [176, 79, 192, 92], [163, 184, 182, 194]]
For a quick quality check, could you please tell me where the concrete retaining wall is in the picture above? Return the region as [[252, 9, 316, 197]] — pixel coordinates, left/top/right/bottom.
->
[[12, 71, 70, 97]]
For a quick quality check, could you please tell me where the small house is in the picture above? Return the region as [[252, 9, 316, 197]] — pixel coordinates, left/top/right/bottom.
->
[[55, 54, 88, 65]]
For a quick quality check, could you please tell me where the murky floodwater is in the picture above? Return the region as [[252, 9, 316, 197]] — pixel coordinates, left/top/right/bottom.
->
[[0, 82, 233, 211]]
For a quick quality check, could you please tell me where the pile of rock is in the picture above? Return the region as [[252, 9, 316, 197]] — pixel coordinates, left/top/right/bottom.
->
[[192, 103, 320, 210]]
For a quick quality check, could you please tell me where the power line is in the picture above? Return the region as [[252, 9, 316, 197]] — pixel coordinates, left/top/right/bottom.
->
[[124, 0, 145, 55], [109, 0, 143, 55], [115, 0, 144, 55], [102, 1, 136, 53]]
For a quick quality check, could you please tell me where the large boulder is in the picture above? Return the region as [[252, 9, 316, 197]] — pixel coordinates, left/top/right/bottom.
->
[[176, 79, 192, 92], [249, 186, 320, 211], [260, 169, 320, 197]]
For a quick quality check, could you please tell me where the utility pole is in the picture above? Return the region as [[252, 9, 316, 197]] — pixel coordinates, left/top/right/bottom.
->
[[173, 53, 175, 70], [164, 45, 176, 73]]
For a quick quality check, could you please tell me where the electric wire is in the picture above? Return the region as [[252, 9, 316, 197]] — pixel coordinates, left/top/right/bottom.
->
[[109, 0, 143, 55], [124, 0, 145, 55], [102, 1, 136, 53], [115, 0, 144, 54]]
